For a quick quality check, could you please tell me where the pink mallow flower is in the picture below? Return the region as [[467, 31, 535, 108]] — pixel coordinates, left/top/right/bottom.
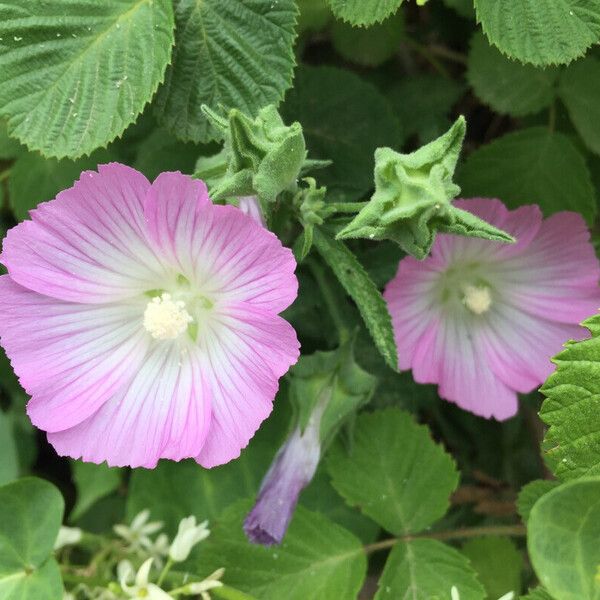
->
[[384, 198, 600, 420], [0, 164, 299, 468]]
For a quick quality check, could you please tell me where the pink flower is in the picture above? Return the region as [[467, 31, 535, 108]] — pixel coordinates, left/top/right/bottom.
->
[[0, 164, 299, 468], [384, 198, 600, 420]]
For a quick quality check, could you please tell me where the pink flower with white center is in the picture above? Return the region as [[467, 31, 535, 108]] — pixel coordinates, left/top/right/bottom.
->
[[385, 198, 600, 420], [0, 163, 299, 468]]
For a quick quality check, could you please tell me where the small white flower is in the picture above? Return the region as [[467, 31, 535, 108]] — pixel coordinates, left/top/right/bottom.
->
[[54, 526, 83, 550], [451, 586, 460, 600], [181, 568, 225, 599], [118, 558, 173, 600], [114, 510, 163, 554], [146, 532, 170, 569], [497, 593, 515, 600], [169, 516, 210, 562]]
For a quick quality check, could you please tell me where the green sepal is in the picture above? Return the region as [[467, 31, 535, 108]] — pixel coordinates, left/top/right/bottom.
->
[[201, 104, 307, 213], [293, 178, 336, 260], [336, 116, 513, 258], [289, 340, 377, 449]]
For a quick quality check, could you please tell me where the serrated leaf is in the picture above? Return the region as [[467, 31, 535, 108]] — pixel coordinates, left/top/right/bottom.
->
[[467, 32, 558, 117], [462, 537, 522, 599], [528, 477, 600, 600], [559, 56, 600, 156], [70, 462, 122, 522], [326, 0, 403, 26], [375, 539, 486, 600], [195, 501, 366, 600], [540, 315, 600, 481], [282, 66, 403, 201], [155, 0, 297, 143], [312, 227, 398, 370], [0, 478, 64, 600], [474, 0, 600, 67], [8, 150, 112, 221], [327, 409, 459, 534], [0, 0, 174, 158], [517, 480, 560, 524], [458, 127, 597, 224], [331, 12, 404, 67]]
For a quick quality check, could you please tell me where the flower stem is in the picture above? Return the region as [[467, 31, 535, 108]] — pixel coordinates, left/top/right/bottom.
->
[[307, 258, 351, 344], [363, 524, 526, 554], [156, 557, 174, 587], [0, 168, 11, 183]]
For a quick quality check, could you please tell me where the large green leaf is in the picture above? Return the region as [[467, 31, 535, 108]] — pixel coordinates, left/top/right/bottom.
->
[[474, 0, 600, 66], [326, 0, 403, 26], [540, 315, 600, 481], [517, 480, 560, 524], [0, 0, 174, 158], [312, 227, 398, 370], [559, 56, 600, 156], [327, 409, 458, 534], [0, 478, 64, 600], [528, 478, 600, 600], [282, 66, 403, 201], [461, 537, 522, 599], [374, 539, 486, 600], [155, 0, 297, 143], [458, 127, 596, 224], [467, 32, 558, 117], [195, 501, 366, 600]]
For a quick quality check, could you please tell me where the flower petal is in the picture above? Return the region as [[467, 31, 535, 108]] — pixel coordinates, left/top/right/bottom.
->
[[410, 312, 518, 420], [48, 343, 211, 468], [1, 163, 166, 302], [0, 276, 149, 432], [195, 303, 300, 468], [496, 211, 600, 322]]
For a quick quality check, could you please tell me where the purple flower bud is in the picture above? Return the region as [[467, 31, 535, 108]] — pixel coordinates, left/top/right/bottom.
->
[[244, 413, 322, 545]]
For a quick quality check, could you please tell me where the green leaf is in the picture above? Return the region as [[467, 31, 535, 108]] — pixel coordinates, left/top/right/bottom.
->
[[559, 56, 600, 156], [474, 0, 600, 66], [331, 12, 404, 67], [458, 127, 597, 224], [155, 0, 297, 144], [70, 462, 122, 522], [0, 120, 24, 160], [540, 315, 600, 481], [326, 0, 403, 26], [127, 405, 288, 534], [0, 412, 18, 486], [327, 408, 459, 534], [528, 477, 600, 600], [8, 150, 112, 221], [467, 32, 558, 117], [0, 0, 174, 158], [297, 0, 332, 34], [374, 539, 486, 600], [312, 227, 398, 370], [337, 117, 514, 258], [388, 75, 464, 145], [461, 536, 522, 598], [0, 478, 64, 600], [282, 66, 403, 201], [195, 501, 366, 600], [517, 480, 560, 524]]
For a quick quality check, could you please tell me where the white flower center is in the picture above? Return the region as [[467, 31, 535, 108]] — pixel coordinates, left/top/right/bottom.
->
[[462, 284, 492, 315], [143, 293, 193, 340]]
